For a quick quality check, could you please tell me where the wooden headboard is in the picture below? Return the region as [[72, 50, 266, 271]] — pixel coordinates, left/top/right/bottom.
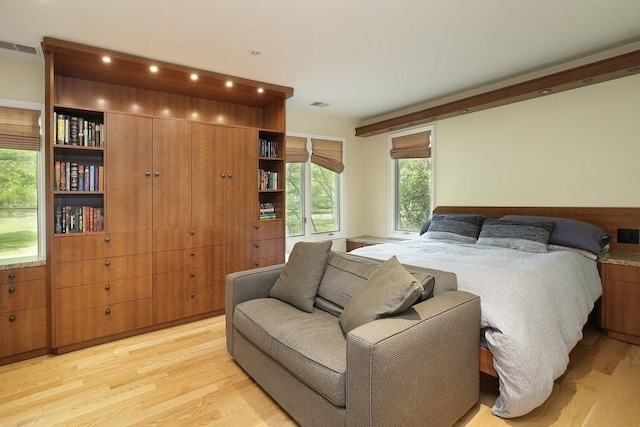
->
[[434, 206, 640, 253]]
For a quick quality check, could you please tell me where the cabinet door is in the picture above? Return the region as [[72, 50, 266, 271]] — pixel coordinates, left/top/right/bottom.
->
[[106, 113, 152, 234], [152, 119, 192, 234], [226, 128, 258, 226], [192, 123, 226, 245]]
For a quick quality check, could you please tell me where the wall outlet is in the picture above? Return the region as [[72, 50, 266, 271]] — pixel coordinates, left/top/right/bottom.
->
[[617, 228, 640, 245]]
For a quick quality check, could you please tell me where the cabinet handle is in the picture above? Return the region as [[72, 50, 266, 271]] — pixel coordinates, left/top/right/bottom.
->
[[254, 262, 260, 267], [254, 224, 260, 229], [190, 272, 196, 278], [8, 273, 15, 280], [145, 171, 151, 177], [228, 173, 233, 178], [190, 230, 195, 235], [9, 315, 16, 322], [104, 284, 111, 291], [104, 237, 110, 243], [190, 291, 196, 298], [190, 251, 195, 256], [220, 173, 226, 178], [105, 308, 111, 315], [105, 260, 111, 267], [8, 286, 16, 294], [255, 243, 260, 248], [154, 171, 160, 177]]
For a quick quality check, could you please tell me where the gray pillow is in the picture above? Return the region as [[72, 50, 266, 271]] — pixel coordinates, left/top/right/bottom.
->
[[269, 240, 332, 312], [424, 214, 485, 243], [339, 256, 423, 334], [500, 215, 610, 255], [477, 218, 555, 253]]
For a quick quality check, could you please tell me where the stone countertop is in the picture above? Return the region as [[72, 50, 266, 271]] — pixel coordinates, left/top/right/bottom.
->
[[0, 260, 46, 270], [598, 250, 640, 268]]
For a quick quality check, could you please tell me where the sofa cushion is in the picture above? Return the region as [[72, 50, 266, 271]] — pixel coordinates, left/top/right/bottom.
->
[[339, 256, 424, 334], [234, 298, 348, 407], [268, 240, 332, 312]]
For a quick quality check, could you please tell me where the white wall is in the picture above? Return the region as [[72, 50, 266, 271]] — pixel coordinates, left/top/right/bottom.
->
[[363, 74, 640, 237], [0, 50, 44, 103]]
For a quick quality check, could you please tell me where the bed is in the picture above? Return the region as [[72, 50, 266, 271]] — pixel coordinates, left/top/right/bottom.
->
[[350, 206, 639, 418]]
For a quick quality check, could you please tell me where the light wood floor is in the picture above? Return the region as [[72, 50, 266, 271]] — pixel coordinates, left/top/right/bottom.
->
[[1, 317, 638, 427]]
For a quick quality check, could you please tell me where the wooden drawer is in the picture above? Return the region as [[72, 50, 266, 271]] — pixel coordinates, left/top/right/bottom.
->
[[154, 246, 210, 274], [226, 238, 285, 263], [606, 264, 640, 283], [207, 245, 227, 285], [0, 266, 46, 285], [0, 279, 46, 313], [54, 253, 152, 288], [155, 286, 216, 324], [226, 255, 285, 275], [604, 278, 640, 337], [227, 220, 284, 242], [154, 267, 207, 296], [0, 306, 47, 358], [54, 231, 152, 262], [55, 276, 153, 313], [54, 298, 153, 348]]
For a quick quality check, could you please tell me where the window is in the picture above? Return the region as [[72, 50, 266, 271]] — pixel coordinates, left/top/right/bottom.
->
[[286, 134, 344, 243], [389, 126, 433, 236], [0, 101, 45, 264]]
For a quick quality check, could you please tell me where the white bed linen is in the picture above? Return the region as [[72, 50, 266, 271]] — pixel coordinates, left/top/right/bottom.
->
[[352, 239, 602, 418]]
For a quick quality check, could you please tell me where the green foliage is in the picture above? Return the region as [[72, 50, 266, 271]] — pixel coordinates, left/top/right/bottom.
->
[[285, 163, 304, 237], [0, 149, 37, 208], [0, 209, 38, 258], [396, 158, 431, 232]]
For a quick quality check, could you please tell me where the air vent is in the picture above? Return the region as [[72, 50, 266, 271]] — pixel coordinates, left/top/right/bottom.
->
[[0, 40, 40, 56], [310, 101, 330, 107]]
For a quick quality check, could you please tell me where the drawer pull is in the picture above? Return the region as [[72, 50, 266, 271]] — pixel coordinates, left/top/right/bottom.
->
[[145, 171, 151, 177], [105, 261, 111, 267], [190, 272, 196, 278], [190, 291, 196, 298], [8, 273, 15, 280], [228, 173, 233, 178], [190, 230, 195, 235], [190, 251, 195, 256], [220, 173, 226, 178], [105, 308, 111, 315], [9, 315, 16, 322], [104, 237, 110, 243], [154, 171, 160, 177], [255, 243, 260, 248], [8, 286, 16, 294], [255, 224, 260, 229], [255, 262, 260, 267], [104, 284, 111, 291]]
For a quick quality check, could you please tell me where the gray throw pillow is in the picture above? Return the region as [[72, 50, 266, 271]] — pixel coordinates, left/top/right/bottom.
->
[[339, 256, 423, 334], [268, 240, 332, 312], [424, 214, 485, 243], [477, 218, 555, 253]]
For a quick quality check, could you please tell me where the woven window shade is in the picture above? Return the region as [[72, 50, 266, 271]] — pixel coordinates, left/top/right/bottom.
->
[[285, 136, 309, 163], [311, 138, 344, 173], [390, 130, 431, 159], [0, 106, 41, 151]]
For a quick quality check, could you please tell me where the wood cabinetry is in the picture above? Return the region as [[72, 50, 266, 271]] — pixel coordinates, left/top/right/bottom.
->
[[600, 258, 640, 346], [0, 266, 47, 364], [42, 37, 291, 355]]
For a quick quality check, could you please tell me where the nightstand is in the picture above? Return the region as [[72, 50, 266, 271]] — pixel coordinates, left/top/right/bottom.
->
[[345, 236, 404, 252], [598, 251, 640, 346]]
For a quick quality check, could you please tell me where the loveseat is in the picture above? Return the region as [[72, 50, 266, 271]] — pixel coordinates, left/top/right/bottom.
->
[[226, 242, 480, 427]]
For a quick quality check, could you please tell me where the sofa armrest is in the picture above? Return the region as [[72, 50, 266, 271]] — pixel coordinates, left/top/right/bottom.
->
[[225, 264, 285, 356], [346, 290, 480, 427]]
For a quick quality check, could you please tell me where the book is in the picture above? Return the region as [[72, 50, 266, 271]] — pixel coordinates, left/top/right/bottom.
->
[[70, 162, 79, 191], [69, 116, 79, 145], [78, 165, 84, 191], [54, 161, 61, 191]]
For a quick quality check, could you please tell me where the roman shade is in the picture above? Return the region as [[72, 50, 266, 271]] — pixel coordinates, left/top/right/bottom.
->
[[389, 130, 430, 159], [0, 106, 41, 151], [311, 138, 344, 173], [286, 136, 309, 163]]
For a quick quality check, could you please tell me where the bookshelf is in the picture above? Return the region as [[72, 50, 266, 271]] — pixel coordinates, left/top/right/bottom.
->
[[258, 131, 285, 221]]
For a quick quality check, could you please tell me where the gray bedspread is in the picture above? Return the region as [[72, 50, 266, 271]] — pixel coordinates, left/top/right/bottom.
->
[[352, 239, 602, 418]]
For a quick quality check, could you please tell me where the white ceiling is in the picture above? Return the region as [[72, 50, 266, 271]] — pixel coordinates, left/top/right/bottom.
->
[[2, 0, 640, 120]]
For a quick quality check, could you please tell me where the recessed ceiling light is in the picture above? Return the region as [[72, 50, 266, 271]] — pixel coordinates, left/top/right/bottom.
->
[[150, 65, 158, 73], [539, 89, 551, 95], [225, 81, 233, 87], [310, 101, 329, 107], [190, 73, 198, 80], [257, 87, 264, 94], [250, 49, 262, 56], [102, 56, 111, 63]]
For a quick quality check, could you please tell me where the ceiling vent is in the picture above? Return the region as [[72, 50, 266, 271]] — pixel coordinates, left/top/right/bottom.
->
[[310, 101, 330, 107], [0, 40, 40, 56]]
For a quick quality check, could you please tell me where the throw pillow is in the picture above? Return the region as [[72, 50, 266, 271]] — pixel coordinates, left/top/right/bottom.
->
[[424, 214, 485, 243], [339, 256, 423, 334], [477, 218, 555, 253], [268, 240, 332, 312]]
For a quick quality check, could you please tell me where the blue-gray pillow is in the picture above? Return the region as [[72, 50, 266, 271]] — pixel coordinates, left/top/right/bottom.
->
[[477, 218, 555, 253], [424, 214, 485, 243], [500, 215, 610, 255]]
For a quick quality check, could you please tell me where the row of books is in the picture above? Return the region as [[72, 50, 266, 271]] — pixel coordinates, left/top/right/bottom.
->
[[259, 203, 277, 220], [54, 206, 105, 234], [54, 161, 104, 192], [54, 112, 104, 147], [258, 169, 278, 190], [259, 139, 279, 158]]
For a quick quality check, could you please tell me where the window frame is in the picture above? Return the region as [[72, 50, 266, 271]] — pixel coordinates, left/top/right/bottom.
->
[[285, 132, 345, 250], [388, 125, 435, 239], [0, 98, 46, 265]]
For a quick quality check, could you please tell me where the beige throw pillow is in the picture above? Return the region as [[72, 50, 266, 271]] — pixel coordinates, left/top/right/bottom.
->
[[339, 256, 423, 334], [268, 240, 332, 312]]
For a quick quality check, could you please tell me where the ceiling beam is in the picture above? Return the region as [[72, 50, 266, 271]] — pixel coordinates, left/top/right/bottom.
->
[[355, 49, 640, 137]]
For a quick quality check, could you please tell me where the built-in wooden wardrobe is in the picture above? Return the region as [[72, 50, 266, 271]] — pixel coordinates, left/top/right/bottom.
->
[[42, 38, 291, 354]]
